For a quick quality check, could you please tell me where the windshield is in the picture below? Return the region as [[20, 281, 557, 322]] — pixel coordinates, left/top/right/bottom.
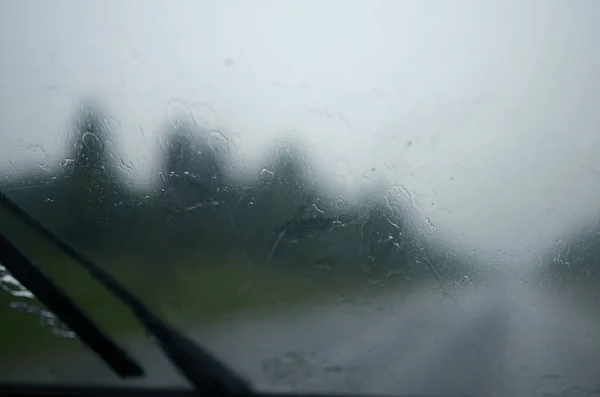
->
[[2, 1, 600, 396]]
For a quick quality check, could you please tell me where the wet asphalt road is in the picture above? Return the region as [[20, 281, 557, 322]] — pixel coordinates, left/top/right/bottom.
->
[[4, 279, 600, 397]]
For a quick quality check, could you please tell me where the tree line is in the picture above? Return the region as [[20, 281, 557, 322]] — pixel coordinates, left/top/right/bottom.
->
[[1, 101, 480, 283], [541, 220, 600, 292]]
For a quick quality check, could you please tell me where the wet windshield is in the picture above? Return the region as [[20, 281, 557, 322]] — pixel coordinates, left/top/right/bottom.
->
[[2, 1, 600, 396]]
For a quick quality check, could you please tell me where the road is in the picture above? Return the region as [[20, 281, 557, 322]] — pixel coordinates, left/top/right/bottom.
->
[[4, 278, 600, 397]]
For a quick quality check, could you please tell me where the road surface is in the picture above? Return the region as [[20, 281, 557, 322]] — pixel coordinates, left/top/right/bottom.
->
[[3, 278, 600, 396]]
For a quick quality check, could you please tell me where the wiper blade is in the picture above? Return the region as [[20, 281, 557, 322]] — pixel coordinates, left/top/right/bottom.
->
[[0, 234, 143, 378], [0, 192, 252, 395]]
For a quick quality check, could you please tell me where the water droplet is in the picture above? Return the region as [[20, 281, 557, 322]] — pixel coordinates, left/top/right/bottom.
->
[[396, 184, 412, 203], [208, 130, 230, 154], [10, 302, 75, 338], [81, 132, 104, 153], [60, 158, 76, 176], [259, 168, 275, 181], [36, 162, 51, 172], [195, 102, 218, 129], [335, 198, 348, 211], [312, 204, 326, 216], [119, 159, 134, 173], [167, 99, 196, 129], [387, 218, 400, 229], [158, 172, 168, 184]]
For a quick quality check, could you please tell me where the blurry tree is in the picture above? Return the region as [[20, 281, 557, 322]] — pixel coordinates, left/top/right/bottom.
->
[[242, 139, 323, 265], [54, 101, 134, 253], [542, 223, 600, 290], [154, 119, 234, 261], [0, 101, 486, 288]]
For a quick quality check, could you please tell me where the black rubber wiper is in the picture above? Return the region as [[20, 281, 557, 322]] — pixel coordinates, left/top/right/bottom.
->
[[0, 234, 143, 378], [0, 192, 252, 395]]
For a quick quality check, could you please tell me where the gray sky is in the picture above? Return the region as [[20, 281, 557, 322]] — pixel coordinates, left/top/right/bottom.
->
[[2, 0, 600, 266]]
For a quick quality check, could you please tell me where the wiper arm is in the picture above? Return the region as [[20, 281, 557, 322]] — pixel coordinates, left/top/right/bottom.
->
[[0, 234, 144, 378], [0, 192, 252, 395]]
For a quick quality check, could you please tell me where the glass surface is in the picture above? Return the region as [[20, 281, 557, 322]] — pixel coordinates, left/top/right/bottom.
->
[[2, 1, 600, 395]]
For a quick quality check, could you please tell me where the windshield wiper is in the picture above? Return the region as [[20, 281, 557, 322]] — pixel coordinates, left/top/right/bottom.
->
[[0, 234, 143, 378], [0, 192, 252, 395]]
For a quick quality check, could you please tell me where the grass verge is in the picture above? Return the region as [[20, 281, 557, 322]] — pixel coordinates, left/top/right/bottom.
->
[[0, 248, 378, 361], [0, 207, 410, 363]]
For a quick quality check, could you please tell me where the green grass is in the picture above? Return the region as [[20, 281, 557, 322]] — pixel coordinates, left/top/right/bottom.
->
[[0, 255, 374, 360], [0, 221, 372, 361], [0, 207, 410, 363], [160, 259, 375, 327]]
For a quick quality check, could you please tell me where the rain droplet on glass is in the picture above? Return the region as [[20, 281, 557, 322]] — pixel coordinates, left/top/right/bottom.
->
[[82, 132, 105, 153], [259, 168, 275, 182]]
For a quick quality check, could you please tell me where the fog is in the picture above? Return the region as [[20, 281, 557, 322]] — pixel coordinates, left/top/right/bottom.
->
[[2, 0, 600, 264]]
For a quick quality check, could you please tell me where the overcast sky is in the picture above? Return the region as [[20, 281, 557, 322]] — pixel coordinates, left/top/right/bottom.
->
[[2, 0, 600, 267]]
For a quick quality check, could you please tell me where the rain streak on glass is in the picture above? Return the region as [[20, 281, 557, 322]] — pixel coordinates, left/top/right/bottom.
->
[[3, 2, 600, 394]]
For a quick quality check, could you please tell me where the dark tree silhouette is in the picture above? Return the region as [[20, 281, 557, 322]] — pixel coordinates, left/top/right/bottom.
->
[[541, 222, 600, 297], [69, 103, 117, 180], [154, 119, 235, 260], [54, 101, 134, 251], [242, 139, 322, 264], [0, 101, 483, 287]]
